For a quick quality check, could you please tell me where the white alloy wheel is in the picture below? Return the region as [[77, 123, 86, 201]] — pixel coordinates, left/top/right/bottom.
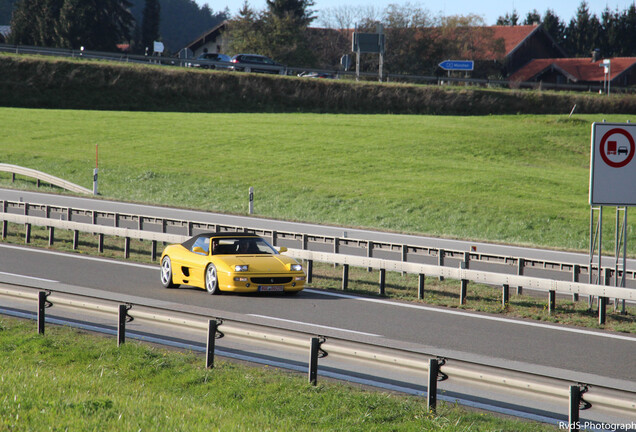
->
[[205, 264, 220, 294], [160, 256, 178, 288]]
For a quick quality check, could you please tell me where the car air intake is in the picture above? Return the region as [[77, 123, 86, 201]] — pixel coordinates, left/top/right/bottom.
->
[[251, 277, 292, 284]]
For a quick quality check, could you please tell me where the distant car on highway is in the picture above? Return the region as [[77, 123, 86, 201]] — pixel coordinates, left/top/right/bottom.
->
[[160, 232, 305, 295], [190, 52, 231, 69], [230, 54, 286, 74]]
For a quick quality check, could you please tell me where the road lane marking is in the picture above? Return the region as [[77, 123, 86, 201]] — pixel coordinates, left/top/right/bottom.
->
[[0, 244, 156, 270], [0, 271, 58, 284], [304, 289, 636, 342], [2, 244, 633, 342], [248, 314, 382, 337]]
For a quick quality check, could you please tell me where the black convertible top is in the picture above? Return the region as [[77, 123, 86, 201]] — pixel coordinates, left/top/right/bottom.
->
[[180, 231, 260, 250]]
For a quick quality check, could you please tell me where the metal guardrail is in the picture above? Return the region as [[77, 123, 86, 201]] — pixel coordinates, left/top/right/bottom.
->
[[0, 201, 634, 325], [2, 42, 633, 93], [0, 281, 633, 425], [0, 164, 92, 195]]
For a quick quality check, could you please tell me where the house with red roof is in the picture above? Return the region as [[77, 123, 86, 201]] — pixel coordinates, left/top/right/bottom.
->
[[508, 57, 636, 88], [483, 24, 567, 75]]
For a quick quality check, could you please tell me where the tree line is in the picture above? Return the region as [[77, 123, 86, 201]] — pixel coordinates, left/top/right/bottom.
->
[[231, 0, 636, 76], [1, 0, 226, 53], [1, 0, 635, 76]]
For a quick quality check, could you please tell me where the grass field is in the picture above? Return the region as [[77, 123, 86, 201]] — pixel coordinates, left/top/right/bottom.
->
[[3, 108, 635, 254], [0, 316, 558, 431]]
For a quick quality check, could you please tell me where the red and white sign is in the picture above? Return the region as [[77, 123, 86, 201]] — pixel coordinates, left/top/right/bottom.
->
[[590, 122, 636, 205]]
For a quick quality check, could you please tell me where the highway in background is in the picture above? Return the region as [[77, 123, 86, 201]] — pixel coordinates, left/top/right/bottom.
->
[[1, 188, 630, 269]]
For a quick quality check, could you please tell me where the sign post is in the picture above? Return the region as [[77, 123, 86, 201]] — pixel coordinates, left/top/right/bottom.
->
[[589, 122, 635, 318]]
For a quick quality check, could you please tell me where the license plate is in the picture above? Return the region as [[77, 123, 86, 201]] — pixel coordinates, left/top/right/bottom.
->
[[259, 285, 284, 292]]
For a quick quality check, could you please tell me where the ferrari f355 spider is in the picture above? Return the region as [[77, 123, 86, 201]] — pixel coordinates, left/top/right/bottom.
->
[[160, 232, 305, 295]]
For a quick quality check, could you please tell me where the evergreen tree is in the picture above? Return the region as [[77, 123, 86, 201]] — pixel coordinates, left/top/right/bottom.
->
[[496, 10, 519, 25], [55, 0, 133, 51], [523, 9, 541, 25], [564, 1, 601, 57], [141, 0, 160, 53], [599, 6, 620, 57], [619, 4, 636, 56], [265, 0, 314, 26], [542, 8, 565, 47], [9, 0, 64, 46]]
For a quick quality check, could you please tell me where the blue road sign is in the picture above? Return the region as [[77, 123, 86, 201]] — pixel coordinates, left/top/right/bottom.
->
[[438, 60, 474, 71]]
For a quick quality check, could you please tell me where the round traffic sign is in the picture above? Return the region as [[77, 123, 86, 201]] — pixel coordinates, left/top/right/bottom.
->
[[599, 128, 635, 168]]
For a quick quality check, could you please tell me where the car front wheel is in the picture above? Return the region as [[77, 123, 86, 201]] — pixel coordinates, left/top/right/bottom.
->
[[205, 263, 220, 295], [160, 256, 179, 288]]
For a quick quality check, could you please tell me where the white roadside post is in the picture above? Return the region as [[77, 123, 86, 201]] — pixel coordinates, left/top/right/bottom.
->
[[93, 144, 98, 195], [249, 187, 254, 215]]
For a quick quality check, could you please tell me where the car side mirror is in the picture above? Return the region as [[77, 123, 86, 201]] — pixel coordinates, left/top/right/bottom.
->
[[193, 246, 207, 255], [278, 246, 288, 253]]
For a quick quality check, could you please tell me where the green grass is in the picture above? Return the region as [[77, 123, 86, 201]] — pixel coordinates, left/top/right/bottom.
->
[[0, 316, 558, 431], [2, 108, 635, 254]]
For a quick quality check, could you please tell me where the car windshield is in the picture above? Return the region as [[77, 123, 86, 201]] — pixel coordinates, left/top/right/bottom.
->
[[211, 237, 278, 255]]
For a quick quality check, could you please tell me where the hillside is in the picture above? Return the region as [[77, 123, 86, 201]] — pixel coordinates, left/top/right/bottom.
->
[[1, 53, 636, 114]]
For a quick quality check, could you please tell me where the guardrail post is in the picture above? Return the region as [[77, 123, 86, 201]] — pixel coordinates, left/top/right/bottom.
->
[[569, 385, 581, 431], [72, 230, 79, 250], [271, 230, 277, 246], [342, 264, 349, 290], [98, 233, 104, 253], [25, 223, 31, 244], [549, 290, 556, 314], [48, 226, 54, 246], [438, 249, 445, 281], [517, 258, 524, 295], [124, 237, 130, 259], [379, 269, 386, 296], [401, 245, 408, 275], [309, 337, 326, 385], [37, 291, 52, 335], [502, 284, 509, 307], [572, 265, 580, 302], [367, 241, 373, 272], [206, 319, 224, 369], [598, 297, 607, 325], [427, 358, 439, 412], [2, 220, 7, 239], [151, 240, 157, 261], [117, 304, 133, 346], [306, 260, 313, 284], [418, 274, 425, 299], [459, 262, 468, 305]]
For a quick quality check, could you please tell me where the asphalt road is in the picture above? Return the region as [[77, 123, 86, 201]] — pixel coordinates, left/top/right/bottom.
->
[[1, 243, 634, 388]]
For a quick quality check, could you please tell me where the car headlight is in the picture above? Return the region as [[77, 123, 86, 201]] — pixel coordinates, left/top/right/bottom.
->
[[289, 264, 302, 272], [234, 265, 249, 272]]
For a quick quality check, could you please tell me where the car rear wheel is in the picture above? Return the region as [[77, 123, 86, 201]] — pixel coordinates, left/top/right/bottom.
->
[[244, 66, 251, 73], [160, 256, 179, 288], [205, 263, 220, 295]]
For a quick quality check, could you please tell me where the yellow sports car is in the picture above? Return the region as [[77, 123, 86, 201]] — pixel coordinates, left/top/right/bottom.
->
[[160, 232, 306, 295]]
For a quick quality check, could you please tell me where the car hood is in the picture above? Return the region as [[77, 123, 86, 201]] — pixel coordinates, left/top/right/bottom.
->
[[220, 255, 298, 273]]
